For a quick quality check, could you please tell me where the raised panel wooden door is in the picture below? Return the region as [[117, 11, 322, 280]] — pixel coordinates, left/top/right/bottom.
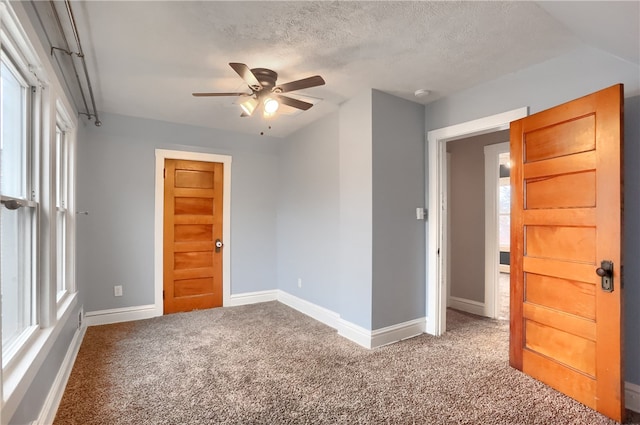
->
[[164, 159, 223, 314], [510, 84, 623, 421]]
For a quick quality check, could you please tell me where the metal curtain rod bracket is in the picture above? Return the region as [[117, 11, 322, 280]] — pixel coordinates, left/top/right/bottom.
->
[[79, 112, 102, 126], [51, 46, 84, 58], [51, 46, 73, 56]]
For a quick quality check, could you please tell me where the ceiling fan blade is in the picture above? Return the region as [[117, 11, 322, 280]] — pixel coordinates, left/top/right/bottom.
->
[[192, 92, 249, 97], [275, 75, 325, 93], [229, 62, 262, 90], [276, 95, 313, 111]]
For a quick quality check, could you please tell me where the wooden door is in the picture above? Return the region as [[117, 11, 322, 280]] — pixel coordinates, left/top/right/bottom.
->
[[163, 159, 224, 314], [510, 84, 624, 421]]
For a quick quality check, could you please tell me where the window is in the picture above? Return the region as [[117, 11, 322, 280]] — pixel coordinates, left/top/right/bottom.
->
[[1, 2, 78, 418], [56, 124, 68, 299], [498, 152, 511, 273], [0, 52, 37, 359]]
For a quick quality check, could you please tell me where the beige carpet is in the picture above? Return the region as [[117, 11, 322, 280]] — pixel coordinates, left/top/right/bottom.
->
[[55, 302, 639, 424]]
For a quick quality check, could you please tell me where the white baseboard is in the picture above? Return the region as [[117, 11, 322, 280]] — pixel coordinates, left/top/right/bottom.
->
[[82, 292, 426, 351], [371, 317, 426, 348], [276, 291, 425, 350], [85, 304, 158, 326], [337, 319, 373, 349], [336, 316, 427, 349], [33, 324, 86, 425], [449, 296, 485, 317], [627, 381, 640, 414], [277, 290, 342, 330], [226, 290, 278, 307]]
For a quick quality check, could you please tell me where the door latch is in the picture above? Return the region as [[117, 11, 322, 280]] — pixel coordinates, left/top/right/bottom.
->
[[596, 260, 614, 292]]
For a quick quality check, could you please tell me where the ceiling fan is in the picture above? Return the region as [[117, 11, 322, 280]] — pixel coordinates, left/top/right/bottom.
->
[[193, 63, 325, 118]]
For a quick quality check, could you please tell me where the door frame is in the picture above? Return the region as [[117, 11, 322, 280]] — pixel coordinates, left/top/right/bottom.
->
[[154, 149, 232, 315], [426, 108, 527, 336], [484, 141, 510, 319]]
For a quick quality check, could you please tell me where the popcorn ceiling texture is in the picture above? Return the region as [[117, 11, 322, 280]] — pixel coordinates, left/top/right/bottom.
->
[[54, 302, 639, 424], [153, 1, 579, 93], [65, 1, 584, 136]]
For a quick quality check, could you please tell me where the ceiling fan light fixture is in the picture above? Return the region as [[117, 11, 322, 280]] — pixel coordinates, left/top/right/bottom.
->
[[263, 97, 279, 115], [240, 97, 258, 116], [193, 63, 325, 118]]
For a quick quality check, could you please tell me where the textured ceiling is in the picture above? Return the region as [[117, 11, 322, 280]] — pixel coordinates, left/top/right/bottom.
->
[[31, 1, 640, 137]]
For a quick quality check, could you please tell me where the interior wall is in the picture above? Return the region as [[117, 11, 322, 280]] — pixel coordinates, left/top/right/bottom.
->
[[76, 113, 280, 312], [446, 130, 509, 303], [277, 111, 341, 312], [278, 89, 427, 331], [371, 90, 426, 329], [425, 46, 640, 130], [424, 46, 640, 385], [624, 95, 640, 386], [338, 90, 374, 329]]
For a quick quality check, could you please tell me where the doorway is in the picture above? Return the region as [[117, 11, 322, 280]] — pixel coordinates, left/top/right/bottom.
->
[[426, 108, 528, 336], [445, 134, 510, 323]]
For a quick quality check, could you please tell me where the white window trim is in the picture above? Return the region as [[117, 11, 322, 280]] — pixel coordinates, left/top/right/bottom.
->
[[483, 141, 510, 319], [1, 24, 41, 369], [55, 101, 75, 306], [56, 99, 76, 305], [498, 175, 511, 253]]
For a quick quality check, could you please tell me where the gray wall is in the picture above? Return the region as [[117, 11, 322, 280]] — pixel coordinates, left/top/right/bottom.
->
[[426, 46, 639, 130], [277, 111, 341, 312], [425, 46, 640, 385], [371, 90, 425, 329], [337, 90, 374, 329], [77, 113, 280, 312], [447, 131, 509, 303], [624, 95, 640, 386], [278, 90, 426, 331]]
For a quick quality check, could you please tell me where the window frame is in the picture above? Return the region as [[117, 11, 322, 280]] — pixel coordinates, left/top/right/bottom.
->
[[0, 47, 40, 370], [55, 105, 74, 305]]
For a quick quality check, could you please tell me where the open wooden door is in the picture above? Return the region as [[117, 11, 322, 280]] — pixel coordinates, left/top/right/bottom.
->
[[510, 84, 624, 421]]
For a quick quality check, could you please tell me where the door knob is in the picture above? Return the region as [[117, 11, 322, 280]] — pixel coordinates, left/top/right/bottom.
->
[[215, 239, 223, 253], [596, 260, 614, 292]]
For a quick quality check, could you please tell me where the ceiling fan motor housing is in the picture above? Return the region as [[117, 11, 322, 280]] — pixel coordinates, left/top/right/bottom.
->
[[251, 68, 278, 91]]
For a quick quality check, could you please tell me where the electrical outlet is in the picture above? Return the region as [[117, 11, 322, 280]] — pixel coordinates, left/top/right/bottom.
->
[[114, 285, 123, 297], [297, 278, 302, 288]]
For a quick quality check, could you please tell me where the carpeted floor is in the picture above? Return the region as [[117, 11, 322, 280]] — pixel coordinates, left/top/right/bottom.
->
[[55, 302, 639, 424]]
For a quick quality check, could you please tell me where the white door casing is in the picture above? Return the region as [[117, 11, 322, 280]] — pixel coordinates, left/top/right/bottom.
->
[[426, 108, 528, 336], [154, 149, 232, 315]]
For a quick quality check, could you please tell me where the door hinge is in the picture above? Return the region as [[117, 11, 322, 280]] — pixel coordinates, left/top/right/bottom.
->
[[163, 168, 166, 179], [163, 290, 165, 300]]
